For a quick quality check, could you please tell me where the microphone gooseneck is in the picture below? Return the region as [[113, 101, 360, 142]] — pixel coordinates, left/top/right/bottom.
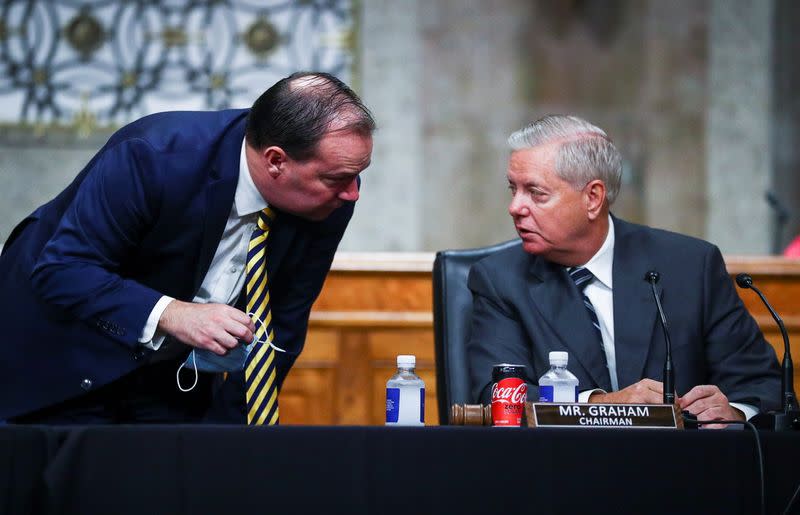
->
[[644, 270, 675, 405], [735, 273, 798, 413]]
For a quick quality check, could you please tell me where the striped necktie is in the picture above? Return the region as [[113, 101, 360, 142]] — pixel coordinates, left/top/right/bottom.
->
[[568, 267, 604, 349], [244, 207, 279, 426]]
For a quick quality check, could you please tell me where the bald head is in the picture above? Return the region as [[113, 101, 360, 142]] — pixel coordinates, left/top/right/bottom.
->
[[246, 71, 375, 161]]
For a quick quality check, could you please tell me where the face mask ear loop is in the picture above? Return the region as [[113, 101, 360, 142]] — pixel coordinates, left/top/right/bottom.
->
[[176, 351, 199, 393], [266, 336, 287, 353], [248, 311, 287, 353]]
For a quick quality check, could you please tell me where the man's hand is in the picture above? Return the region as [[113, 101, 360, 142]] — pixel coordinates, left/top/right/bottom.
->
[[589, 378, 664, 404], [678, 385, 743, 429], [157, 300, 255, 356]]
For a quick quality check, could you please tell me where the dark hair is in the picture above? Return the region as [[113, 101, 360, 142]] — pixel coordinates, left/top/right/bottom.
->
[[245, 71, 375, 160]]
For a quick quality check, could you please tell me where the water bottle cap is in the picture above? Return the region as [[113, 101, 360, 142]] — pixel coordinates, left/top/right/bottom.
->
[[397, 354, 416, 367], [549, 351, 568, 366]]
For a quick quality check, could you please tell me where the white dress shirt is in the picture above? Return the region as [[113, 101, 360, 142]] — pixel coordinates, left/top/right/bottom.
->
[[138, 138, 267, 350], [574, 216, 756, 420]]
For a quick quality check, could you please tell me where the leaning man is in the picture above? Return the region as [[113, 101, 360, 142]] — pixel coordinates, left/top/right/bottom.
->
[[0, 72, 374, 425], [468, 115, 780, 426]]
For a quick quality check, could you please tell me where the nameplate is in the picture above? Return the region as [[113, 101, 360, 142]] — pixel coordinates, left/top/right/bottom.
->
[[525, 402, 681, 429]]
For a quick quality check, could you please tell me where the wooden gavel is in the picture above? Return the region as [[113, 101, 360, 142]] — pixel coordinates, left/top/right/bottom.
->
[[449, 404, 492, 425]]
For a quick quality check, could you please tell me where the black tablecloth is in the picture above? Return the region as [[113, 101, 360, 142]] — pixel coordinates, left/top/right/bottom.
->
[[2, 425, 799, 515]]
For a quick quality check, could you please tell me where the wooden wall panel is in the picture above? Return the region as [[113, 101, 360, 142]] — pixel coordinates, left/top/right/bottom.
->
[[281, 253, 800, 426], [279, 329, 340, 425]]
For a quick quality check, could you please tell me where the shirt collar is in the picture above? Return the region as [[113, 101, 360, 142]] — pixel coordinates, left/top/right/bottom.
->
[[581, 214, 615, 289], [235, 138, 269, 217]]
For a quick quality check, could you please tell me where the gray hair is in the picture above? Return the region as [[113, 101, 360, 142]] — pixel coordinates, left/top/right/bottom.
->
[[507, 115, 622, 205]]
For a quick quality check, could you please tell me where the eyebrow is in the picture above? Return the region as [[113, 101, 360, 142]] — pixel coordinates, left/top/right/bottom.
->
[[323, 170, 361, 179], [508, 177, 546, 189], [328, 159, 371, 175]]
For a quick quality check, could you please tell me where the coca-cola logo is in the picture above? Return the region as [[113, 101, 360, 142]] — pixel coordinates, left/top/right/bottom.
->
[[491, 380, 527, 404]]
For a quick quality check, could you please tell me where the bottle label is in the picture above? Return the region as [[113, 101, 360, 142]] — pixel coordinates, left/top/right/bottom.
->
[[539, 385, 579, 403], [386, 387, 400, 423], [385, 387, 425, 425], [419, 388, 425, 423], [539, 385, 554, 402]]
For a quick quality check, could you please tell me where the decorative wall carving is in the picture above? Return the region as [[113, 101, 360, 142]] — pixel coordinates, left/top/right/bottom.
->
[[0, 0, 356, 139]]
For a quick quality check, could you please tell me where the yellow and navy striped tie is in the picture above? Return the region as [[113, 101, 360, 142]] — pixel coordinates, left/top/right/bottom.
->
[[245, 207, 279, 426]]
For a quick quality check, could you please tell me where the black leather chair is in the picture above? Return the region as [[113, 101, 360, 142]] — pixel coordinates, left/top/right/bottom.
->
[[433, 239, 522, 424]]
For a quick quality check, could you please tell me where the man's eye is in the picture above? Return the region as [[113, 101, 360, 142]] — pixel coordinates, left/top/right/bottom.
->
[[531, 190, 548, 199]]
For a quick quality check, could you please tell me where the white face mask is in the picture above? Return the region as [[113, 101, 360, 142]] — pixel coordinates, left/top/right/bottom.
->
[[176, 312, 287, 392]]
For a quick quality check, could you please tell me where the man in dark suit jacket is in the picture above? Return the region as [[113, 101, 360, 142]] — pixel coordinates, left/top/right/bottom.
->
[[468, 115, 780, 425], [0, 72, 375, 424]]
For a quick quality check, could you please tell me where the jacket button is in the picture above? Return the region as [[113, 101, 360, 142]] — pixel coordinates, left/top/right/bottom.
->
[[80, 379, 92, 391], [133, 350, 145, 361]]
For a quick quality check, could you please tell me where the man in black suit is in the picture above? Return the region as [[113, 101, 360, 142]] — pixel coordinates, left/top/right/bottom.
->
[[467, 115, 780, 425], [0, 72, 374, 424]]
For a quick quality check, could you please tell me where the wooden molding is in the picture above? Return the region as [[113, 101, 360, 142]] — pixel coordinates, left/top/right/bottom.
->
[[724, 256, 800, 275], [309, 310, 433, 328], [331, 252, 435, 272]]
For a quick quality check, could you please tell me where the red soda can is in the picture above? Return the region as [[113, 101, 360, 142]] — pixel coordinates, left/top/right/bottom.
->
[[491, 364, 528, 427]]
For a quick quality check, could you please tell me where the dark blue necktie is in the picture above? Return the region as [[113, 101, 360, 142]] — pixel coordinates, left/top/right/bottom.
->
[[569, 267, 604, 350]]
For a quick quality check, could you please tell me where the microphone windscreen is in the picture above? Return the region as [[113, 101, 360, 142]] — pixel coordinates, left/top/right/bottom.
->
[[735, 273, 753, 289]]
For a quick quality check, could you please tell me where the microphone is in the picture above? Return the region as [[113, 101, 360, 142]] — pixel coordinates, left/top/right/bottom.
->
[[644, 271, 674, 405], [735, 273, 799, 421]]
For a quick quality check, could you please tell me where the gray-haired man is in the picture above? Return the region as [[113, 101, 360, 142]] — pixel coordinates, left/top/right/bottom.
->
[[467, 115, 780, 427]]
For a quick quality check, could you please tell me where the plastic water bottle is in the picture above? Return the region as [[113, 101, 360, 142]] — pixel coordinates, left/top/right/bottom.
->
[[538, 351, 579, 402], [385, 355, 425, 426]]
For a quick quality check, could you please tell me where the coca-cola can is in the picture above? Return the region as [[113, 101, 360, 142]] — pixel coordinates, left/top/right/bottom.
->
[[491, 364, 528, 427]]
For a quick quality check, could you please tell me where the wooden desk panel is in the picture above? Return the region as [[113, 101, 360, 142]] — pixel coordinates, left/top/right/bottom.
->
[[280, 253, 800, 425]]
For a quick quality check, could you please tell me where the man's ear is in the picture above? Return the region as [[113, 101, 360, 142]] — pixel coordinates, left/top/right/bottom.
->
[[263, 146, 288, 178], [584, 179, 607, 220]]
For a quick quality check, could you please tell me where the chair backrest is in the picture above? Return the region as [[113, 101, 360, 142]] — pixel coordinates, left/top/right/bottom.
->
[[432, 239, 521, 424]]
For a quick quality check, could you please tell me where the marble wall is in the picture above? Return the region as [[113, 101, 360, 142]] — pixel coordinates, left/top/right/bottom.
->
[[707, 0, 773, 253], [771, 0, 800, 252], [0, 142, 97, 242]]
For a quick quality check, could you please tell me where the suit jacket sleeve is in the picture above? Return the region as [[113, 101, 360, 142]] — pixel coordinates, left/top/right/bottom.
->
[[30, 139, 164, 346], [701, 245, 781, 411], [467, 259, 536, 405]]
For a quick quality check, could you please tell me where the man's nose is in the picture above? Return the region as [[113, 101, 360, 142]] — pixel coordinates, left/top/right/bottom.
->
[[508, 194, 527, 217], [338, 179, 360, 202]]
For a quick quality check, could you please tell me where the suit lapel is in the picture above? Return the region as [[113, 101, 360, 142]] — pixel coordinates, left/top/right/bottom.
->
[[527, 258, 612, 391], [265, 213, 298, 278], [192, 120, 246, 293], [611, 217, 659, 389]]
